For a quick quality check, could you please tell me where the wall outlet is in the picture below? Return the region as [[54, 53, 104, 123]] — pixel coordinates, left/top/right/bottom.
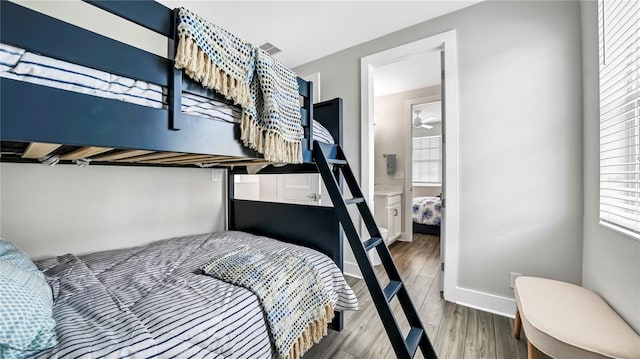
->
[[509, 272, 522, 289]]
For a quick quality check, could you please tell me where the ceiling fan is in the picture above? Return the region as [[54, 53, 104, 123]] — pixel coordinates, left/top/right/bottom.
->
[[413, 110, 436, 129]]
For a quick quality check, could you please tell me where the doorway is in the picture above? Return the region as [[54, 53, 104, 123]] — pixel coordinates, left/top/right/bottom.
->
[[361, 30, 459, 300]]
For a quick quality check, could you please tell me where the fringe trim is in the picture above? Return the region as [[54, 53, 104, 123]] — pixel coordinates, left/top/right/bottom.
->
[[284, 303, 335, 359], [176, 35, 303, 165], [175, 35, 252, 108], [241, 113, 303, 164]]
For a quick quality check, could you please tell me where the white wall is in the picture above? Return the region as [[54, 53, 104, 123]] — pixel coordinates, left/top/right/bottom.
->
[[0, 164, 225, 259], [413, 186, 441, 198], [295, 0, 584, 307], [580, 1, 640, 333]]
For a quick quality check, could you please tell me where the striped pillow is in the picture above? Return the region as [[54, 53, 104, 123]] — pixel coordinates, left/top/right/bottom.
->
[[0, 240, 56, 355]]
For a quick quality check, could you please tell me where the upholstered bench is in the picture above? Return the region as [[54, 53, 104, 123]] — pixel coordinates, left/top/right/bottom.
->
[[514, 276, 640, 359]]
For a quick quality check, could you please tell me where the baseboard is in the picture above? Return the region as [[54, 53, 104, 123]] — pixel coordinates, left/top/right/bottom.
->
[[343, 261, 363, 279], [452, 286, 517, 318], [397, 232, 411, 242]]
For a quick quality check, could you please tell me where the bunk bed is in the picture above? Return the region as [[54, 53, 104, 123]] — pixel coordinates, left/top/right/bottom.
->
[[0, 1, 353, 358]]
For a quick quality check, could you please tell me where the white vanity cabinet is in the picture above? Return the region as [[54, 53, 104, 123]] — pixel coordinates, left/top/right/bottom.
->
[[374, 191, 402, 244]]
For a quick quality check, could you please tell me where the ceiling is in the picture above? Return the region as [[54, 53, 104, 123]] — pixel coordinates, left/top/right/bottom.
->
[[157, 1, 482, 69]]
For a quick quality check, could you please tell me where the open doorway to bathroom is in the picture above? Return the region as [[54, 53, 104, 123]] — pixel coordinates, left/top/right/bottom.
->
[[362, 31, 459, 298], [372, 52, 442, 245]]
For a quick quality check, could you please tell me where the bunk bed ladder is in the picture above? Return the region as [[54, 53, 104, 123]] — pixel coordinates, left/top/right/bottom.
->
[[313, 141, 438, 359]]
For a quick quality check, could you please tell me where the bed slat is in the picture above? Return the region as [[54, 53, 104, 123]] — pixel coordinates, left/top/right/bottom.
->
[[189, 157, 255, 164], [116, 152, 183, 162], [155, 157, 232, 164], [91, 150, 153, 161], [218, 160, 270, 167], [142, 154, 220, 164], [21, 143, 61, 159], [60, 147, 113, 160], [150, 156, 247, 165]]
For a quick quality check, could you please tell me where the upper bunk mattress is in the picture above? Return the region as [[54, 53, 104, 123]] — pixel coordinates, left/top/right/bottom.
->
[[0, 43, 334, 145], [30, 231, 357, 359]]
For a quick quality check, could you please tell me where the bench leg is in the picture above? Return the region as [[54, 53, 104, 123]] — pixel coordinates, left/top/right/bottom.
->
[[514, 308, 522, 339], [527, 340, 537, 359]]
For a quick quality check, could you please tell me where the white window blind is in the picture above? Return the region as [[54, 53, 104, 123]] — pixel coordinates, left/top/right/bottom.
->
[[413, 136, 441, 184], [599, 0, 640, 234]]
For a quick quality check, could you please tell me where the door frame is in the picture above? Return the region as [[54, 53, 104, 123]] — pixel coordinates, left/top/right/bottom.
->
[[360, 30, 460, 301]]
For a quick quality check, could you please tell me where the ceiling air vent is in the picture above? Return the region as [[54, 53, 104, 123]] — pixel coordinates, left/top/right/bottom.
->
[[258, 42, 282, 56]]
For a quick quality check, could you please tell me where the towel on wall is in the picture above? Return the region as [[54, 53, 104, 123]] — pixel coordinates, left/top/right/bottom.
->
[[386, 154, 396, 175]]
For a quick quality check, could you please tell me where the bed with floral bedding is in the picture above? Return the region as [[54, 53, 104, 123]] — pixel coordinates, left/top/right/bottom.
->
[[412, 196, 442, 235]]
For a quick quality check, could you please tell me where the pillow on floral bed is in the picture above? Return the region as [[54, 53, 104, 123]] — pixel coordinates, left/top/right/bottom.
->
[[0, 239, 56, 356]]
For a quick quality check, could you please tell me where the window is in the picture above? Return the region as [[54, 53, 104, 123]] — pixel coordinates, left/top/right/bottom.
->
[[413, 135, 441, 185], [599, 0, 640, 236]]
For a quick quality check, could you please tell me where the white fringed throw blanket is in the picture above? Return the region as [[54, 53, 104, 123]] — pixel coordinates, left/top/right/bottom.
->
[[175, 8, 303, 164], [201, 246, 334, 359]]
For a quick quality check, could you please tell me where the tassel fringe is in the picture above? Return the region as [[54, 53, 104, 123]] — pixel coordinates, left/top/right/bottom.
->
[[175, 36, 252, 108], [176, 35, 303, 165], [284, 304, 334, 359], [241, 113, 303, 164]]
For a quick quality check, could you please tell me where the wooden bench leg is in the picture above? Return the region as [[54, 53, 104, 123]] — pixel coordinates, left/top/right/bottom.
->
[[514, 308, 522, 339], [527, 340, 537, 359]]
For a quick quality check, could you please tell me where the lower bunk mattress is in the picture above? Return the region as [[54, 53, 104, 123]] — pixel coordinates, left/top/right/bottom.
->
[[31, 231, 358, 359]]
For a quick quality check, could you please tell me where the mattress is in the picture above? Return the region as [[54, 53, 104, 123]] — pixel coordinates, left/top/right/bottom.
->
[[31, 231, 358, 359], [412, 196, 442, 226], [0, 43, 335, 145]]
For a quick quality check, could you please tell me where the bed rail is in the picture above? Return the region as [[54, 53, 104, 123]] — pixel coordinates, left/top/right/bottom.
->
[[84, 0, 173, 37]]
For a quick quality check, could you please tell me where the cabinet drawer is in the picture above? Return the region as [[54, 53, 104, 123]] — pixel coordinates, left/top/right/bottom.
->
[[388, 194, 401, 206]]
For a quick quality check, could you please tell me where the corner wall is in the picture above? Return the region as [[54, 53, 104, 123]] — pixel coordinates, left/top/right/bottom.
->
[[580, 0, 640, 333], [295, 0, 584, 310], [0, 164, 226, 259]]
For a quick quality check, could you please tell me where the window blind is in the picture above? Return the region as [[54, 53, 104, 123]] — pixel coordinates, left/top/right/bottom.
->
[[413, 135, 441, 184], [599, 0, 640, 233]]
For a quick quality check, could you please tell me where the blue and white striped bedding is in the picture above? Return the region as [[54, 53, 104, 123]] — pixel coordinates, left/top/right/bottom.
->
[[31, 231, 357, 359], [0, 43, 334, 144], [412, 196, 442, 226]]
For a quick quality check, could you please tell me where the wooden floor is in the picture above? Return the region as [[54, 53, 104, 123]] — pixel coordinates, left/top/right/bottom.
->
[[305, 233, 549, 359]]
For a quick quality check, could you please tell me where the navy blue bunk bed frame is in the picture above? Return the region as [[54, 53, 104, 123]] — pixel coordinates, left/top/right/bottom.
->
[[0, 0, 344, 330]]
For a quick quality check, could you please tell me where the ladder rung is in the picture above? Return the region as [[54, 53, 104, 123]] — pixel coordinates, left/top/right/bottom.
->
[[344, 197, 364, 205], [327, 158, 347, 165], [383, 280, 402, 302], [363, 237, 383, 251], [406, 327, 424, 357]]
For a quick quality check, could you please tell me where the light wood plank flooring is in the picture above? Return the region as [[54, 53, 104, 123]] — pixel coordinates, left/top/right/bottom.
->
[[305, 233, 550, 359]]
